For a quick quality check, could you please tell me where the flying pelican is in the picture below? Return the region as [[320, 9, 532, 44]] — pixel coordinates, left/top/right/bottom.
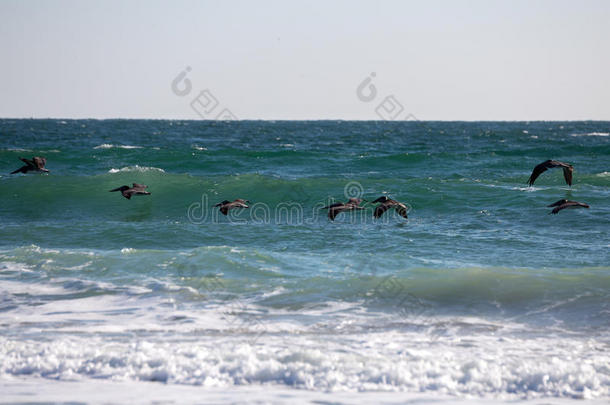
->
[[10, 156, 49, 174], [547, 199, 589, 214], [371, 196, 409, 219], [215, 199, 250, 215], [528, 160, 573, 186], [110, 183, 151, 199], [322, 198, 365, 221]]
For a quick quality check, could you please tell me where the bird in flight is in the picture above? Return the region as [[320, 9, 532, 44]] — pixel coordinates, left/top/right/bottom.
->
[[547, 199, 589, 214], [527, 160, 573, 186], [215, 199, 250, 215], [109, 183, 151, 199], [322, 198, 365, 221], [10, 156, 49, 174], [371, 196, 409, 219]]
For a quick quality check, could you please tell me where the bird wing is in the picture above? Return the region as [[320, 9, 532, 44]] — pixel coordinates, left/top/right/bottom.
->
[[374, 203, 391, 218], [20, 157, 35, 167], [562, 166, 573, 186], [328, 205, 344, 221], [109, 186, 128, 192], [33, 157, 46, 169], [10, 166, 28, 174], [547, 199, 568, 207], [527, 161, 551, 186], [132, 183, 148, 189], [551, 205, 564, 214], [548, 160, 570, 168], [322, 202, 343, 210], [551, 201, 589, 214]]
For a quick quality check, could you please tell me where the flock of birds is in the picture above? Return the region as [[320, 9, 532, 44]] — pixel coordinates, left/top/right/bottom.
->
[[212, 196, 409, 221], [10, 156, 590, 219], [527, 159, 590, 214]]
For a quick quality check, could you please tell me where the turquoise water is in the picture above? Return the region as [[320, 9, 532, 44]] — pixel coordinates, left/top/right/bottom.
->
[[0, 119, 609, 399]]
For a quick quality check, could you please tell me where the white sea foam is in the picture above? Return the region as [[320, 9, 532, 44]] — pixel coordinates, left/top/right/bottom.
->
[[570, 132, 609, 137], [94, 144, 143, 149], [4, 379, 610, 405], [0, 330, 607, 399], [0, 261, 34, 273], [0, 274, 608, 400], [108, 166, 165, 173]]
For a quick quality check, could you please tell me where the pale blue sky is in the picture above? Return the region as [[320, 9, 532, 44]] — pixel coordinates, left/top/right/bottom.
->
[[0, 0, 608, 120]]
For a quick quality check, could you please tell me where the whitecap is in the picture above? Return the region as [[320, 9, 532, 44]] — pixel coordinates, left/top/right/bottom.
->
[[108, 166, 165, 173], [94, 144, 143, 149], [571, 132, 609, 137]]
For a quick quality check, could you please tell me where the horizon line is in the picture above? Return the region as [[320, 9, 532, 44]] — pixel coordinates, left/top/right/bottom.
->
[[1, 117, 609, 123]]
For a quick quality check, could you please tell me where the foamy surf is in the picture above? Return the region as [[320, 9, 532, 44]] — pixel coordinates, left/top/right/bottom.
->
[[0, 330, 607, 399]]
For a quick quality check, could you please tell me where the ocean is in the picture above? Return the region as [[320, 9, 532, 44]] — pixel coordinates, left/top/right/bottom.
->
[[0, 119, 608, 403]]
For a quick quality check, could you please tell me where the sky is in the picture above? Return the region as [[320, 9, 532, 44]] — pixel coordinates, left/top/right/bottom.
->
[[0, 0, 608, 120]]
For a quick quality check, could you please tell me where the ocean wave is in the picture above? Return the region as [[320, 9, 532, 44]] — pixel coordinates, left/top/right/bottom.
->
[[108, 165, 165, 173], [94, 144, 143, 149], [571, 132, 609, 137], [2, 242, 608, 319], [0, 333, 607, 399], [4, 148, 33, 152]]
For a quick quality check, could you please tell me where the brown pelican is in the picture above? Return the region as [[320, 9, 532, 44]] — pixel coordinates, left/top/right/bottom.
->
[[371, 196, 409, 219], [322, 198, 365, 221], [215, 199, 250, 215], [528, 160, 573, 186], [10, 156, 49, 174], [110, 183, 151, 199], [547, 199, 589, 214]]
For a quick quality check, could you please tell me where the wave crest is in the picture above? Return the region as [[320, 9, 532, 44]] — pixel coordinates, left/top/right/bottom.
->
[[108, 165, 165, 173]]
